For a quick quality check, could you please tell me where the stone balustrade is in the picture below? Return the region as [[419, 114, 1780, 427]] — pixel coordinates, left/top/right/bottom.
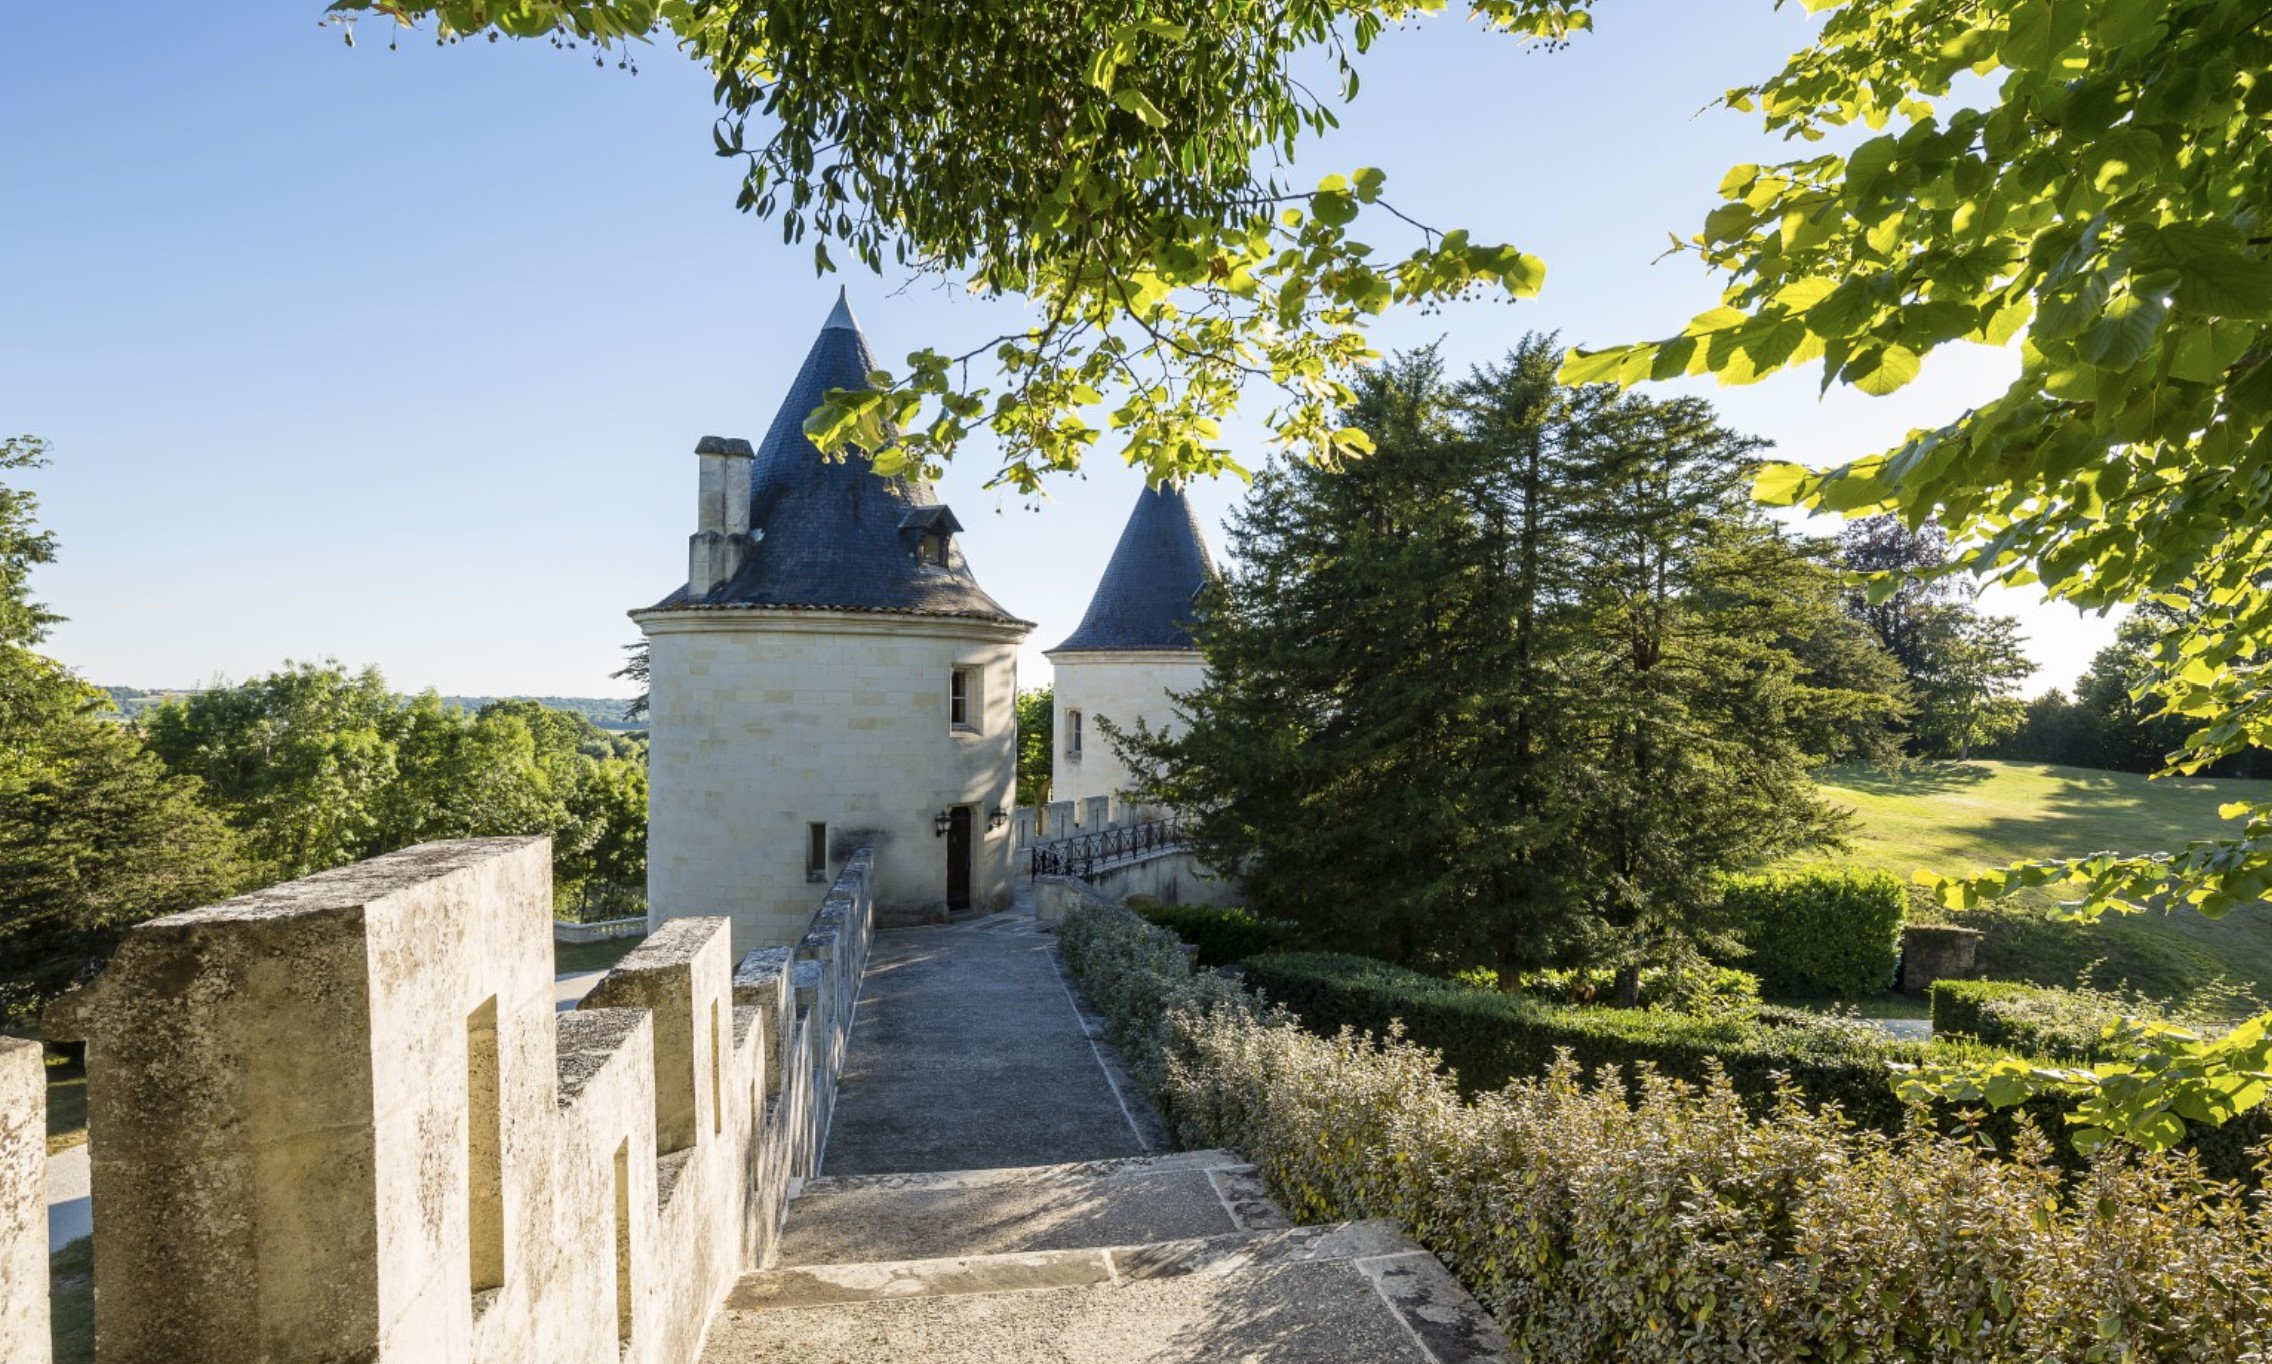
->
[[6, 837, 873, 1364]]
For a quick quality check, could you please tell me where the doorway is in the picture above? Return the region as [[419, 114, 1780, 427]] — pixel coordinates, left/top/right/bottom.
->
[[945, 806, 973, 912]]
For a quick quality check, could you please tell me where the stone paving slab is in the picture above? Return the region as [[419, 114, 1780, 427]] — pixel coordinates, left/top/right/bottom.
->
[[779, 1151, 1282, 1264], [815, 904, 1154, 1177], [707, 1222, 1505, 1364]]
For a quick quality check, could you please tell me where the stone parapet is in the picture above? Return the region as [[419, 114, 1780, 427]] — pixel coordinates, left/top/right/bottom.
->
[[1, 1039, 44, 1364], [10, 837, 877, 1364]]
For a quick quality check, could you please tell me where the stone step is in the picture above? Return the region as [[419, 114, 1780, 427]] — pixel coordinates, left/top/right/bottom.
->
[[777, 1150, 1283, 1265], [705, 1220, 1507, 1364]]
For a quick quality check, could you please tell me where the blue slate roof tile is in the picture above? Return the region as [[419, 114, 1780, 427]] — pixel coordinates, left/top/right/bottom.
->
[[647, 293, 1026, 625], [1050, 483, 1219, 652]]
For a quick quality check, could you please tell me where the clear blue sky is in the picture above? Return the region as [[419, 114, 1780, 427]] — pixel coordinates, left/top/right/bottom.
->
[[1, 4, 2111, 699]]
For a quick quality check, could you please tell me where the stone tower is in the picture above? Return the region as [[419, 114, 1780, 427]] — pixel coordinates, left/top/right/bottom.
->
[[1046, 482, 1219, 806], [634, 293, 1032, 952]]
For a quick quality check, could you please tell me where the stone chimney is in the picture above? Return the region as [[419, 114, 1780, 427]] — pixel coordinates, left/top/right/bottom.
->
[[689, 435, 755, 596]]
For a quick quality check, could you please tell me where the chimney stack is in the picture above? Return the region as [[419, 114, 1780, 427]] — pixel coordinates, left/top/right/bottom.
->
[[689, 435, 755, 596]]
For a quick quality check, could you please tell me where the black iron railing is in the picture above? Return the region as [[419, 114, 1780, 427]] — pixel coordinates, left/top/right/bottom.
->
[[1029, 817, 1186, 882]]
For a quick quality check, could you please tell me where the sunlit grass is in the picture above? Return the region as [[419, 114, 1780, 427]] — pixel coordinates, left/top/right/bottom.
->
[[1799, 760, 2272, 1006]]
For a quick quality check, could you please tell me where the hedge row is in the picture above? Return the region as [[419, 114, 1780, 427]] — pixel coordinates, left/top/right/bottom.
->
[[1720, 866, 1904, 999], [1243, 949, 1932, 1129], [1129, 902, 1294, 968], [1931, 978, 2171, 1063], [1055, 896, 2272, 1362], [1240, 948, 2272, 1181]]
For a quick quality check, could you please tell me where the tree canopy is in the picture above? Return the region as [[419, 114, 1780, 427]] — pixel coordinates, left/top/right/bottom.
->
[[1117, 341, 1900, 978], [323, 0, 2272, 1142], [1556, 0, 2272, 1148], [0, 439, 243, 1025], [326, 0, 1590, 488]]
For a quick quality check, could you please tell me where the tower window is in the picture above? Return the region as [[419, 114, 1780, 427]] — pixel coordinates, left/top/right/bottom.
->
[[950, 668, 975, 731], [920, 531, 950, 567], [1068, 709, 1083, 760], [807, 822, 829, 882]]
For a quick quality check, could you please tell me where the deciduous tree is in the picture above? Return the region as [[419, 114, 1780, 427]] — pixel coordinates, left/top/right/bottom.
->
[[1557, 0, 2272, 1145], [323, 0, 1592, 489]]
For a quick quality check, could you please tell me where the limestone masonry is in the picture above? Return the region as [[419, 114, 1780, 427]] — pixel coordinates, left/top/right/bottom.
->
[[635, 293, 1221, 955], [13, 837, 873, 1364]]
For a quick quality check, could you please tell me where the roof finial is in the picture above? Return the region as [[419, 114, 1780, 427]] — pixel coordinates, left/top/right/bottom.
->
[[822, 285, 859, 333]]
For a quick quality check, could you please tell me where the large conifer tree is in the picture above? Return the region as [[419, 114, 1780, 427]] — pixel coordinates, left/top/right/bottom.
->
[[1118, 344, 1901, 979]]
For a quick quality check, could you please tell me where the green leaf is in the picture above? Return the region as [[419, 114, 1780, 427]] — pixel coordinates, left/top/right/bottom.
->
[[2174, 250, 2272, 320], [1752, 461, 1814, 506], [1559, 346, 1638, 387], [1848, 344, 1922, 396], [2077, 294, 2165, 370], [2000, 0, 2054, 70], [1311, 190, 1358, 227], [1843, 135, 1898, 202], [1111, 88, 1167, 128]]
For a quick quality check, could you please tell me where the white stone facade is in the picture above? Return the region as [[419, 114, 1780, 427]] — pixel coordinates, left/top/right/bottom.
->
[[638, 608, 1026, 954], [1047, 650, 1208, 806]]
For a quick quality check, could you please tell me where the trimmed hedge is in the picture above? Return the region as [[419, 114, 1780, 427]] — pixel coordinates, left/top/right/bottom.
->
[[1054, 896, 2272, 1361], [1133, 902, 1293, 967], [1721, 867, 1904, 999], [1241, 947, 2272, 1181], [1511, 963, 1761, 1020], [1244, 949, 1928, 1129], [1931, 978, 2161, 1063]]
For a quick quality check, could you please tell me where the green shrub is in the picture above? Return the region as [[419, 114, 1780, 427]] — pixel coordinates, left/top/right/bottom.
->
[[1241, 948, 2272, 1179], [1055, 886, 1259, 1123], [1721, 867, 1904, 999], [1132, 902, 1294, 967], [1932, 978, 2164, 1062], [1055, 897, 2272, 1361], [1512, 963, 1761, 1020], [1245, 949, 1924, 1127]]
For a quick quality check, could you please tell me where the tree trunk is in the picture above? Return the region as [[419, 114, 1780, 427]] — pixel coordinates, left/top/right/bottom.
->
[[1611, 963, 1642, 1009]]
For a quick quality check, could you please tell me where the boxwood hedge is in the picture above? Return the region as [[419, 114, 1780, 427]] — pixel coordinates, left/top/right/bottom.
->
[[1720, 866, 1904, 999]]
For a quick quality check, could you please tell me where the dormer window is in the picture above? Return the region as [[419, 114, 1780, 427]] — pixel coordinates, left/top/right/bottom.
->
[[900, 505, 964, 570]]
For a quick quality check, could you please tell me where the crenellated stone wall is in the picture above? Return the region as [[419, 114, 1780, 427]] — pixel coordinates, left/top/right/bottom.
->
[[13, 837, 873, 1364]]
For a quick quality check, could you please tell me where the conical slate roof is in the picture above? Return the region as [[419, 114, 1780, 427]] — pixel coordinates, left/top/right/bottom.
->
[[653, 293, 1024, 623], [1050, 483, 1219, 652]]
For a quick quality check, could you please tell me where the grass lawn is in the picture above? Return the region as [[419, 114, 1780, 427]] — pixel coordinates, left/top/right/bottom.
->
[[50, 1236, 92, 1364], [554, 932, 645, 976], [1801, 760, 2272, 1006]]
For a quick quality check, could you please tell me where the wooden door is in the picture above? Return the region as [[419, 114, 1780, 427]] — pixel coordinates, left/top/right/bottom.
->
[[946, 806, 973, 912]]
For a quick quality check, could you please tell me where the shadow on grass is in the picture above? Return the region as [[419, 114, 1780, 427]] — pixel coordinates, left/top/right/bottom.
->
[[553, 933, 645, 977], [51, 1236, 91, 1364], [1820, 762, 1999, 797]]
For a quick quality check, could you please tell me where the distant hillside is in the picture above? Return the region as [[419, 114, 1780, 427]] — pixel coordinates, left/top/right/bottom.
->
[[102, 687, 644, 730], [434, 696, 644, 730]]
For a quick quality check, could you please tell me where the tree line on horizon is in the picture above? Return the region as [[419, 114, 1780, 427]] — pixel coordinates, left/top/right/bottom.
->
[[0, 436, 648, 1028]]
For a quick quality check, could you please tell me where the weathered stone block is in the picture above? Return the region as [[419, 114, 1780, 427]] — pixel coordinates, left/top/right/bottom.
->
[[39, 837, 877, 1364], [1901, 924, 1985, 993]]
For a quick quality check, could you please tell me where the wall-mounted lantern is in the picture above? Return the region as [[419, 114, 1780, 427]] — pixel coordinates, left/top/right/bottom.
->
[[987, 807, 1009, 832], [933, 809, 953, 838]]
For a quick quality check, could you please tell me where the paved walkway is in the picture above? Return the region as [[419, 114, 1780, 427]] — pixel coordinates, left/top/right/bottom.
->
[[819, 886, 1162, 1177], [700, 890, 1513, 1362]]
